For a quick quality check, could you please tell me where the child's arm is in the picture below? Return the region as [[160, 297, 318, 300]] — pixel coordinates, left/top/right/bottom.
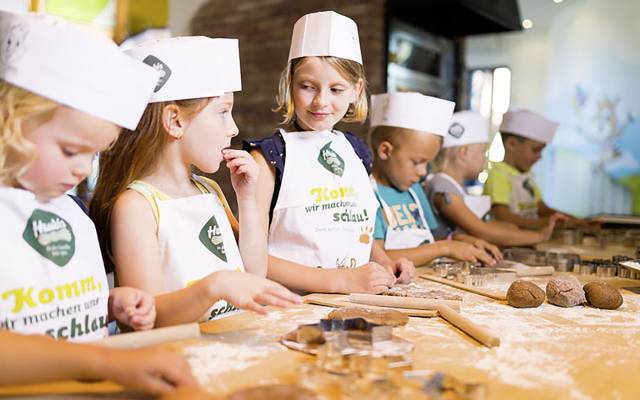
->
[[434, 193, 555, 246], [224, 149, 267, 277], [266, 255, 396, 294], [491, 204, 553, 230], [0, 330, 196, 394], [251, 150, 396, 294], [154, 270, 301, 326], [538, 200, 590, 227], [111, 190, 300, 327], [379, 239, 497, 267], [452, 233, 502, 260]]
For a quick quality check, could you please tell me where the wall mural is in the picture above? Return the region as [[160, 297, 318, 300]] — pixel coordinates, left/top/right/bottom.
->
[[568, 85, 639, 213]]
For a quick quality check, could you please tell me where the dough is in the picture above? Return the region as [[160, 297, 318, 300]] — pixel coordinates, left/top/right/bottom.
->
[[382, 283, 462, 301], [506, 280, 545, 308], [583, 281, 623, 310], [227, 384, 318, 400], [545, 276, 586, 307], [327, 307, 409, 327]]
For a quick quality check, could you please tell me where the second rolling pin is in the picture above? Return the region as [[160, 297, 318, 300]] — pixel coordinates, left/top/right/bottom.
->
[[348, 293, 461, 312], [435, 304, 500, 348], [96, 323, 201, 348]]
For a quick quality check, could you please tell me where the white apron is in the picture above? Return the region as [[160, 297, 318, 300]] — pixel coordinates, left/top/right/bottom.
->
[[372, 181, 435, 250], [268, 129, 379, 269], [508, 172, 539, 218], [128, 176, 244, 321], [431, 172, 491, 219], [0, 188, 109, 342]]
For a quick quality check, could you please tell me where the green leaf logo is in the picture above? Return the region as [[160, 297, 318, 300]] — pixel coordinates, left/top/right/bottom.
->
[[22, 209, 75, 267], [317, 141, 345, 177], [198, 215, 227, 262]]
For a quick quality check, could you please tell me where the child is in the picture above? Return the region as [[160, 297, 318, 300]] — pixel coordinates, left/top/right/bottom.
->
[[90, 36, 301, 326], [429, 111, 558, 246], [483, 109, 578, 229], [246, 11, 413, 294], [0, 11, 194, 393], [370, 93, 501, 267]]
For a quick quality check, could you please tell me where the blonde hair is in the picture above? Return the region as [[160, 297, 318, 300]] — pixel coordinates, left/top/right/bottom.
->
[[432, 147, 454, 172], [0, 81, 59, 186], [275, 56, 368, 125], [90, 98, 210, 273]]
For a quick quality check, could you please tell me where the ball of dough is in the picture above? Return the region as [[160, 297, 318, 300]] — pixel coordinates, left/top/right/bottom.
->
[[583, 281, 623, 310], [546, 276, 586, 307], [327, 307, 409, 327], [227, 385, 318, 400], [506, 280, 545, 308]]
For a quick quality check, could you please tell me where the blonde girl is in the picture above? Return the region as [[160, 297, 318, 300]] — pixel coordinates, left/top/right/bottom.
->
[[0, 11, 194, 394], [246, 11, 413, 294]]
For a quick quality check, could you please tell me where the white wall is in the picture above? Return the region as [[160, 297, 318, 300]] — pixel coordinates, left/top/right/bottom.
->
[[466, 0, 640, 216]]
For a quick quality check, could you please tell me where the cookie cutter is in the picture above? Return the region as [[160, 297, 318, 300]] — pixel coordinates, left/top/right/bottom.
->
[[503, 247, 548, 266], [546, 252, 581, 272], [295, 318, 393, 345]]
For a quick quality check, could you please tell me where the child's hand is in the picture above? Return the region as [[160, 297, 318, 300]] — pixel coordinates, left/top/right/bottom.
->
[[344, 262, 397, 294], [446, 241, 497, 266], [208, 271, 302, 314], [224, 149, 259, 200], [469, 238, 503, 261], [108, 287, 156, 331], [103, 347, 197, 395], [382, 257, 415, 284]]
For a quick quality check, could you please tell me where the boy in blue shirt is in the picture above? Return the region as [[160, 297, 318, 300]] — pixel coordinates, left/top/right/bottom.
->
[[370, 93, 500, 266]]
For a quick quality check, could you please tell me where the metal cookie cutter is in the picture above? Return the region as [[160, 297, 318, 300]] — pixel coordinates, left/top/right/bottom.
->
[[296, 318, 393, 345]]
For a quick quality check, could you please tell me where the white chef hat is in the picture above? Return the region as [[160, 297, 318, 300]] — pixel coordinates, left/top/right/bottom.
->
[[125, 36, 242, 103], [370, 92, 455, 136], [0, 11, 158, 130], [499, 109, 558, 144], [443, 111, 490, 148], [288, 11, 362, 65]]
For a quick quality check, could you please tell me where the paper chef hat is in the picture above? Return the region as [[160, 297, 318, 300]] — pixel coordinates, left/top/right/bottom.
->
[[125, 36, 242, 103], [370, 92, 455, 136], [443, 111, 490, 148], [499, 109, 558, 144], [288, 11, 362, 64], [0, 11, 158, 130]]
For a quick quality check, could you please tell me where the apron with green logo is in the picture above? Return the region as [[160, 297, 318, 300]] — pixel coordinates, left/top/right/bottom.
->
[[127, 176, 244, 321], [0, 188, 109, 342], [506, 171, 539, 218], [268, 130, 379, 269]]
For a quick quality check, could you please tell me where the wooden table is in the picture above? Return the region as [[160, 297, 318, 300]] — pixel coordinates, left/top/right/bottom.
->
[[2, 268, 640, 399]]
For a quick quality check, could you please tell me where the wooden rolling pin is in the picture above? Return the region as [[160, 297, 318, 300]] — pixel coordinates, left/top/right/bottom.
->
[[96, 323, 201, 348], [420, 275, 507, 301], [348, 293, 461, 312], [435, 304, 500, 348]]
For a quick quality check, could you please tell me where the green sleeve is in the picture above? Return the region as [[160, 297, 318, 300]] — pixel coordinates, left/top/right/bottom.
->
[[483, 168, 512, 206]]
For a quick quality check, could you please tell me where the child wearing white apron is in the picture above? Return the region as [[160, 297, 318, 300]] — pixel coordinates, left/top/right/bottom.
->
[[483, 109, 584, 229], [369, 93, 501, 267], [0, 10, 195, 393], [91, 37, 300, 327], [127, 176, 244, 320], [247, 11, 414, 294], [430, 111, 556, 246]]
